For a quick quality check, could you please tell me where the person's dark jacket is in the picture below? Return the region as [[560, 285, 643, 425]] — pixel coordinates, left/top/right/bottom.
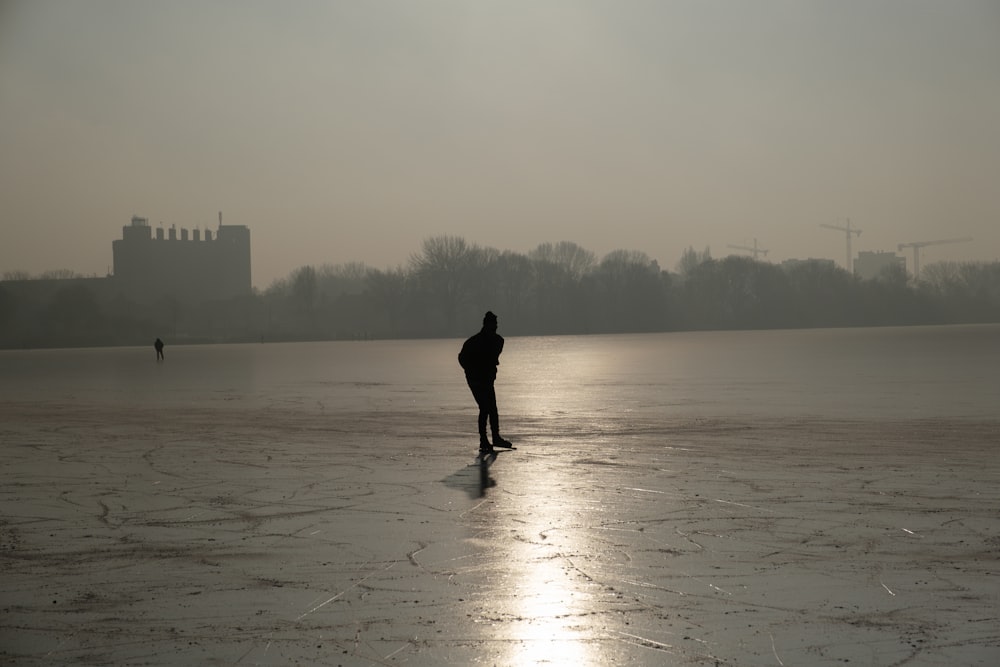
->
[[458, 329, 504, 382]]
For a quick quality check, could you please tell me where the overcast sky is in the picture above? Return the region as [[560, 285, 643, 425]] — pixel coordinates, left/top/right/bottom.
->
[[2, 0, 998, 288]]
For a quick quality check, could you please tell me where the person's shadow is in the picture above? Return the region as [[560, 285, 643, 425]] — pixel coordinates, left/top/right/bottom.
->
[[476, 452, 498, 497], [442, 453, 498, 499]]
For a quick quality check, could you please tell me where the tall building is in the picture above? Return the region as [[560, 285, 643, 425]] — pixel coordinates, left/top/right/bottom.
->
[[112, 214, 251, 302], [854, 250, 905, 281]]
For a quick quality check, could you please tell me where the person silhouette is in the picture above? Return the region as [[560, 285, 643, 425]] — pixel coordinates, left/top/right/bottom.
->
[[154, 338, 164, 361], [458, 311, 513, 455]]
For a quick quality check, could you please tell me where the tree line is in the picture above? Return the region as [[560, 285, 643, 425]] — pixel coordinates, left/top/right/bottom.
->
[[2, 236, 999, 348]]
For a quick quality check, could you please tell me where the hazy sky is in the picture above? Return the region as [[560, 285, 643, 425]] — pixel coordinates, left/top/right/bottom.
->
[[2, 1, 998, 288]]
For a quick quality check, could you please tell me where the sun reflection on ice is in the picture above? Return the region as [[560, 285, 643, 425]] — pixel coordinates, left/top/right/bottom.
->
[[497, 470, 603, 667], [506, 551, 595, 666]]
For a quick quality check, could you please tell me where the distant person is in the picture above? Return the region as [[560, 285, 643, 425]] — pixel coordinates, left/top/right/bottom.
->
[[154, 338, 164, 361], [458, 311, 512, 455]]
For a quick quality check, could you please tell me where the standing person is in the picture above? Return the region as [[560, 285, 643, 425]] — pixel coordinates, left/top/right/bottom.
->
[[458, 311, 513, 455], [154, 338, 164, 361]]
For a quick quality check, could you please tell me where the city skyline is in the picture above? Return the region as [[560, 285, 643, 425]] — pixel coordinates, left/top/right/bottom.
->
[[2, 1, 998, 289]]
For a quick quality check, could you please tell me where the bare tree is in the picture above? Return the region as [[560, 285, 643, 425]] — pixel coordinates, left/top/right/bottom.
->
[[493, 251, 533, 329], [367, 266, 409, 337], [529, 241, 596, 281], [410, 235, 478, 334], [318, 262, 370, 296], [676, 245, 712, 279], [590, 250, 666, 332]]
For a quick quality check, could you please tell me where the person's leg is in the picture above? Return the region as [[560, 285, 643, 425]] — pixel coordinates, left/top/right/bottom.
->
[[468, 381, 492, 449], [478, 405, 489, 443], [484, 384, 500, 440], [480, 383, 512, 447]]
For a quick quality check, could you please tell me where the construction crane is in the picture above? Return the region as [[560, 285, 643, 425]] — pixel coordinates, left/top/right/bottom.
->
[[727, 238, 769, 260], [897, 237, 973, 280], [820, 219, 862, 272]]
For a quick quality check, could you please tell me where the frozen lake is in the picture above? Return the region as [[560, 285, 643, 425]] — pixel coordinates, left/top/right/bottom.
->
[[3, 322, 998, 420], [2, 324, 999, 665]]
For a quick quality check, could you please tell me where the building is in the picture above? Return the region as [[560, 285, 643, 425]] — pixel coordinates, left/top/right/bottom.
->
[[112, 214, 251, 302], [854, 250, 905, 281]]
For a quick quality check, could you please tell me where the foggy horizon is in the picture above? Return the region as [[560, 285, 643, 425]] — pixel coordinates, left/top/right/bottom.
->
[[2, 1, 998, 289]]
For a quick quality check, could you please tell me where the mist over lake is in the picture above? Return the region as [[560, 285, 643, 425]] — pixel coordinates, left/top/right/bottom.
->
[[3, 324, 996, 422]]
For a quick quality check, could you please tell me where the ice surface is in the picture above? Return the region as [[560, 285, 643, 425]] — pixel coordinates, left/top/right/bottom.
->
[[2, 327, 999, 665]]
